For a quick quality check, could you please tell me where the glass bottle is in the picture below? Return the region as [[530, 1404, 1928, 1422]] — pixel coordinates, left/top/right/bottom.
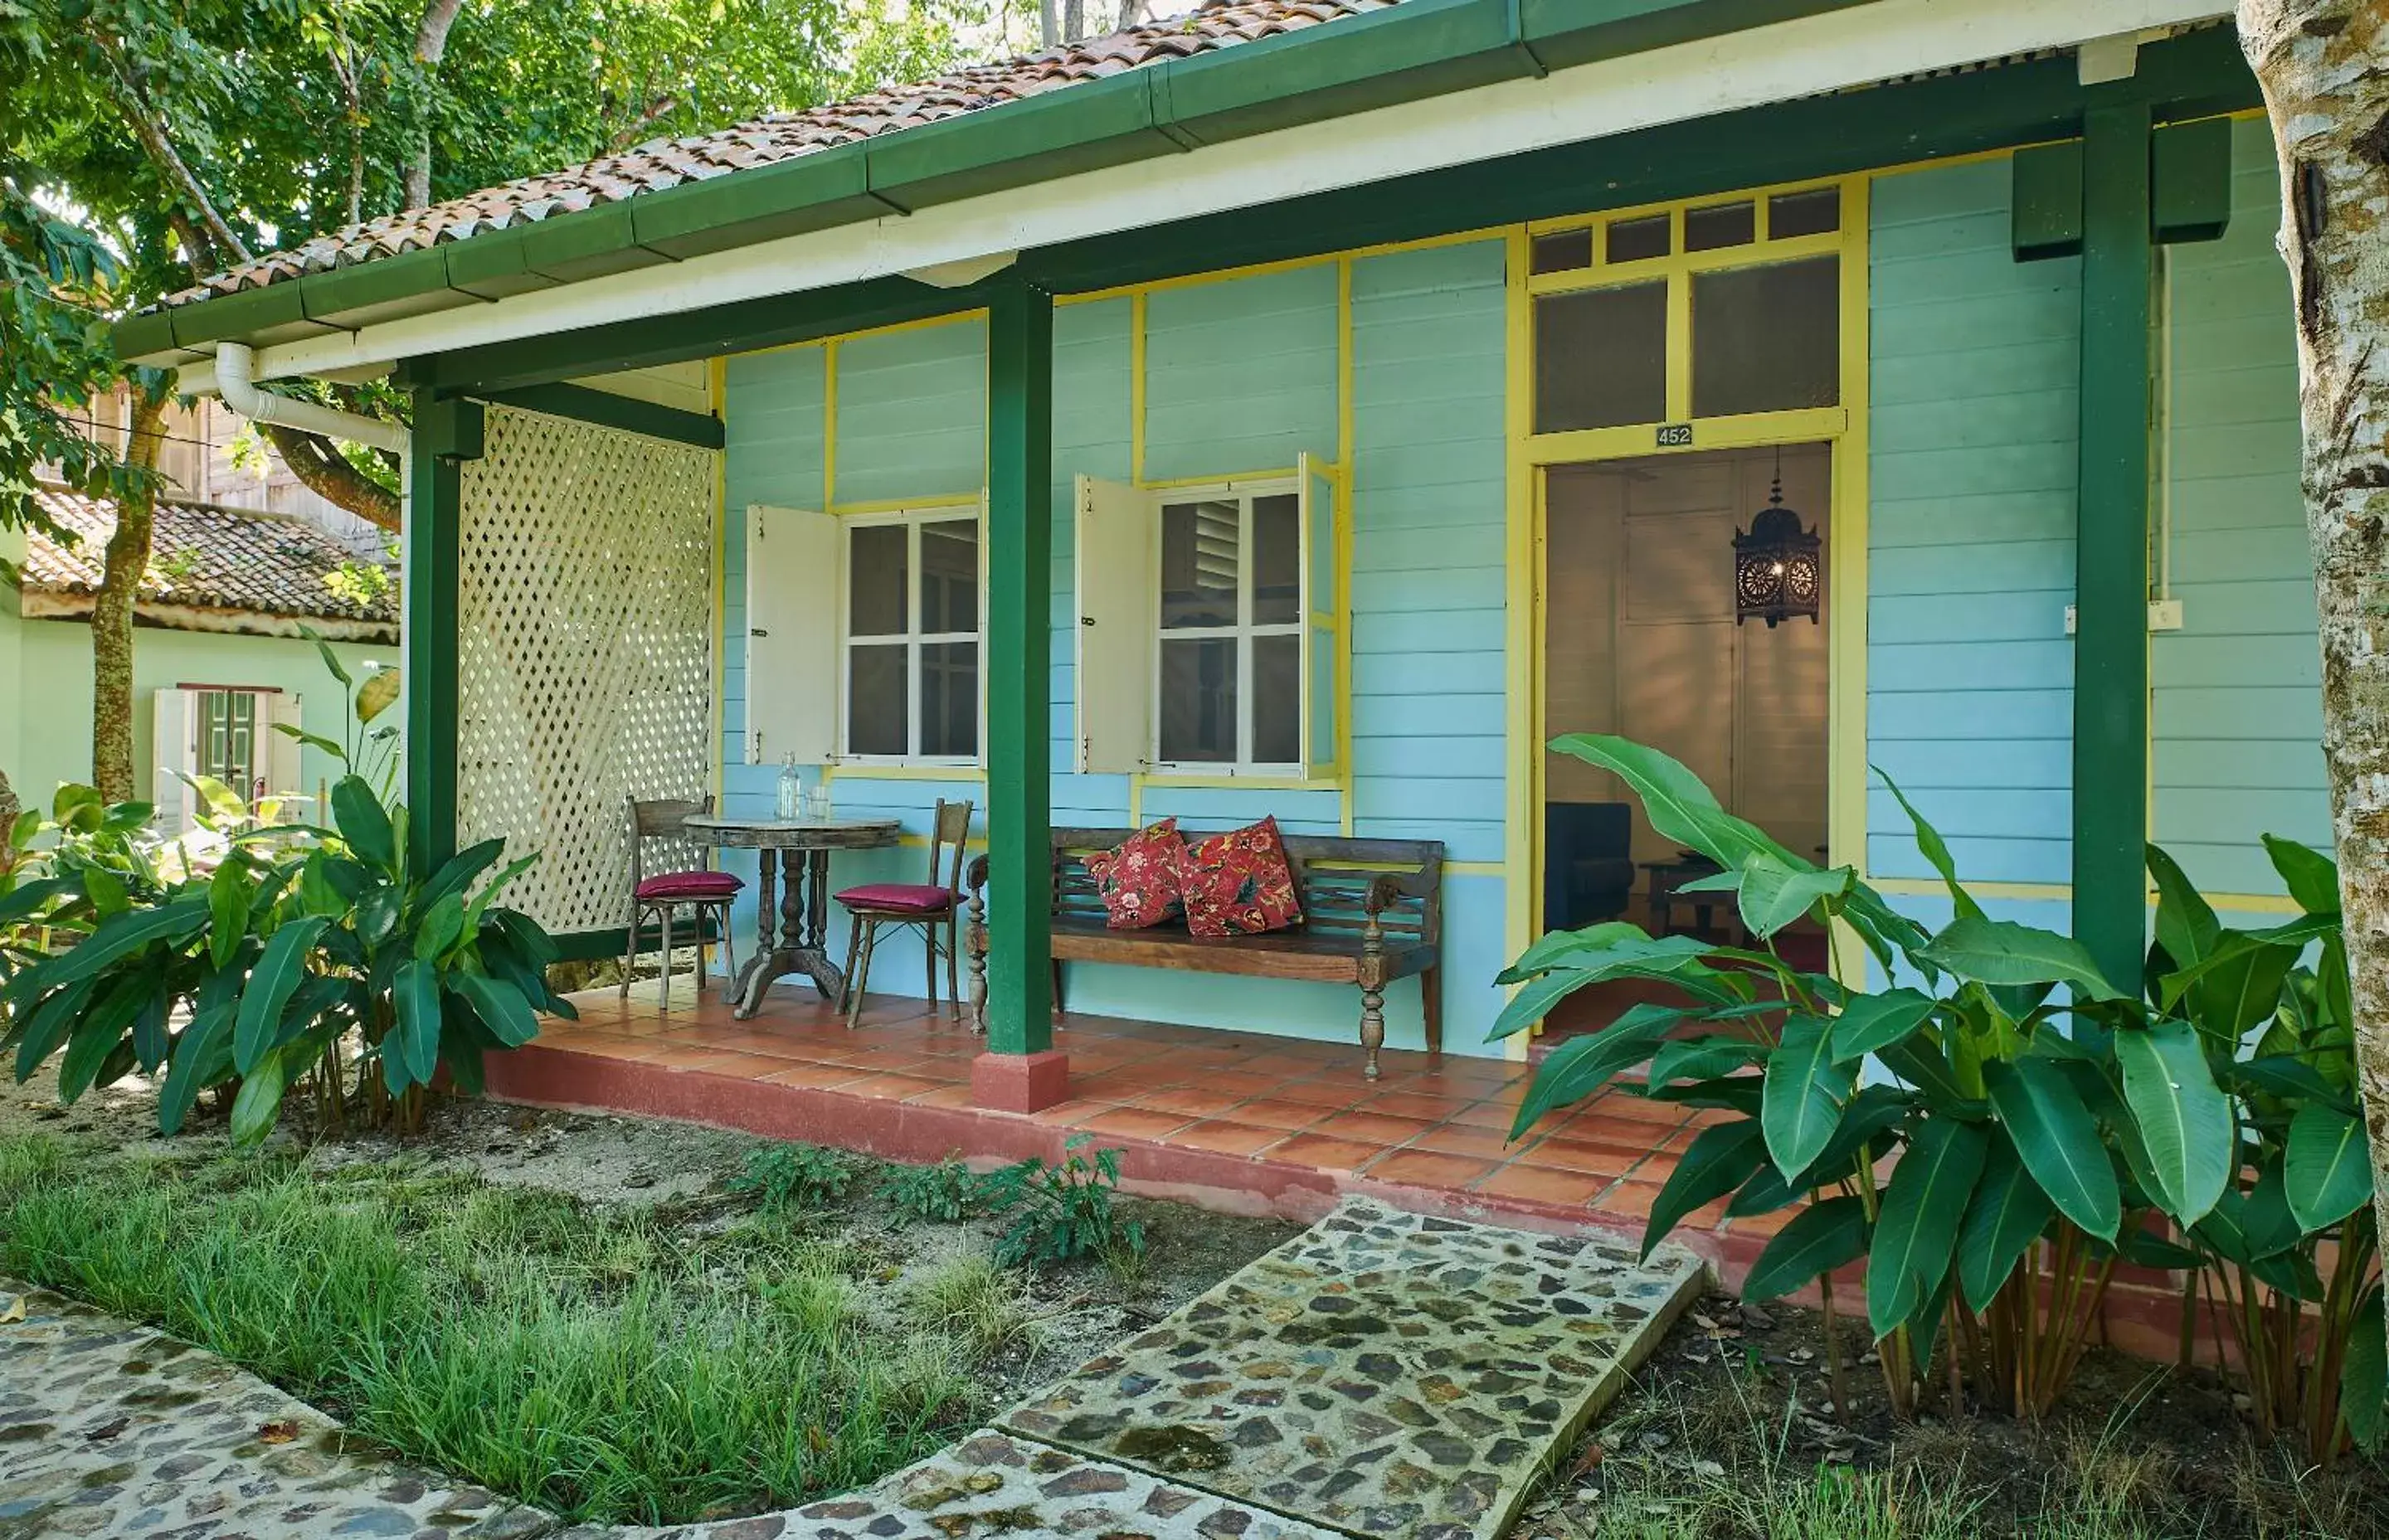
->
[[776, 754, 803, 820]]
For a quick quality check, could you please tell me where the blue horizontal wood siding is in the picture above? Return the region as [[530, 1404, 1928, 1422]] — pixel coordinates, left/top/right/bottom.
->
[[2152, 118, 2328, 896], [834, 318, 988, 506], [1141, 265, 1339, 483], [1866, 159, 2079, 887]]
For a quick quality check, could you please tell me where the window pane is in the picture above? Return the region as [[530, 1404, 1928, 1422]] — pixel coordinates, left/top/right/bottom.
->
[[920, 641, 978, 759], [1685, 200, 1756, 252], [846, 644, 907, 756], [1769, 187, 1840, 239], [1606, 214, 1671, 264], [849, 524, 907, 637], [1253, 634, 1300, 766], [1530, 229, 1592, 274], [1534, 282, 1667, 434], [1253, 493, 1300, 625], [920, 518, 978, 634], [1158, 637, 1237, 763], [1691, 255, 1841, 418], [1160, 501, 1239, 629]]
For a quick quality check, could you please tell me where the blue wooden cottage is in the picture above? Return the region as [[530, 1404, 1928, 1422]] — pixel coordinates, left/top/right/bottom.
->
[[118, 0, 2324, 1107]]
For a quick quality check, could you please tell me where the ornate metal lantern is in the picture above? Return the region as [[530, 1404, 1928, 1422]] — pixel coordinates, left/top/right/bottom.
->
[[1732, 473, 1822, 627]]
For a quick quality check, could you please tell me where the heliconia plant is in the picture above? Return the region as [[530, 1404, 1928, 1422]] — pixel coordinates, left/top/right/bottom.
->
[[1499, 735, 2375, 1438]]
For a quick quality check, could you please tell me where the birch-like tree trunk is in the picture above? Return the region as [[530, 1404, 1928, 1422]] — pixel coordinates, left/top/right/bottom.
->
[[2237, 0, 2389, 1229], [90, 393, 168, 804]]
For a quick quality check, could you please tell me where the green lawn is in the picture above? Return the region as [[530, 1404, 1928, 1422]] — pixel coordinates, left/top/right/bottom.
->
[[0, 1131, 1025, 1524]]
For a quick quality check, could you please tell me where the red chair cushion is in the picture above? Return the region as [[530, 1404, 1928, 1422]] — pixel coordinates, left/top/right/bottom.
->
[[1083, 818, 1186, 930], [836, 882, 956, 915], [1178, 817, 1304, 939], [635, 869, 743, 901]]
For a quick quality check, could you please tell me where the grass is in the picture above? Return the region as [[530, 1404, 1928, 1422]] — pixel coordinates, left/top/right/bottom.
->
[[0, 1132, 986, 1525]]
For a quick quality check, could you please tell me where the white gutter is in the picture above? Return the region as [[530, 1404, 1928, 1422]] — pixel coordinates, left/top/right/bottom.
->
[[212, 342, 410, 457]]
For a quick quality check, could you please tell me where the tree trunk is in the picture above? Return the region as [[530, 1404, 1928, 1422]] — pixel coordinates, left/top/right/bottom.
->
[[404, 0, 468, 209], [1063, 0, 1084, 43], [90, 394, 168, 804], [2236, 0, 2389, 1259], [1039, 0, 1059, 49], [0, 770, 18, 877]]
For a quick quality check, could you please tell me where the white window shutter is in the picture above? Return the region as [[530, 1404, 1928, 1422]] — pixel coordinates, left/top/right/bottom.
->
[[1297, 454, 1342, 779], [149, 687, 197, 836], [265, 692, 304, 819], [744, 503, 839, 765], [1074, 476, 1152, 775]]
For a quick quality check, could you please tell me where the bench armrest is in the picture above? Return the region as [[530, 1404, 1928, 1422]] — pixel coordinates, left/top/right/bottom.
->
[[966, 853, 990, 898]]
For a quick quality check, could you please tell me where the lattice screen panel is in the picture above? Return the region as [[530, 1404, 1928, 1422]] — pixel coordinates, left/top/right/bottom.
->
[[456, 406, 717, 934]]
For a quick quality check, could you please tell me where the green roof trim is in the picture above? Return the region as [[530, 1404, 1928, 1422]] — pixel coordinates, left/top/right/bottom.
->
[[866, 66, 1174, 211], [629, 143, 888, 260]]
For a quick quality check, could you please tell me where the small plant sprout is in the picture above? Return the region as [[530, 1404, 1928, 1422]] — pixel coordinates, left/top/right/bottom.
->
[[978, 1134, 1144, 1267]]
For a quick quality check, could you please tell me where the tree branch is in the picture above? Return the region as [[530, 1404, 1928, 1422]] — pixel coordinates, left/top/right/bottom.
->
[[260, 423, 401, 532], [99, 45, 252, 267]]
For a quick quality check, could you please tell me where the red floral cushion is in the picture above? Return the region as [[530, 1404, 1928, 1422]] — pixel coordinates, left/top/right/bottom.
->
[[635, 869, 742, 901], [835, 882, 956, 915], [1177, 817, 1304, 939], [1084, 819, 1187, 930]]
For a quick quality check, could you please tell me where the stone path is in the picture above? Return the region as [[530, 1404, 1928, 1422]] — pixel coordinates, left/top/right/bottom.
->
[[0, 1201, 1702, 1540]]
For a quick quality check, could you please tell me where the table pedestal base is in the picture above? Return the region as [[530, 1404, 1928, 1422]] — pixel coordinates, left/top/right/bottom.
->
[[730, 845, 847, 1020]]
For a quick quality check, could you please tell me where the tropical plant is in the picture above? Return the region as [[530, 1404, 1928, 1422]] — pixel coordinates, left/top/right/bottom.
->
[[731, 1143, 857, 1211], [0, 651, 569, 1143], [881, 1154, 985, 1224], [980, 1134, 1143, 1266], [1498, 736, 2247, 1420]]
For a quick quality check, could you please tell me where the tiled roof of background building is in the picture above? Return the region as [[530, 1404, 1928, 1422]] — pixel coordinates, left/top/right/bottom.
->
[[158, 0, 1392, 308], [20, 486, 397, 629]]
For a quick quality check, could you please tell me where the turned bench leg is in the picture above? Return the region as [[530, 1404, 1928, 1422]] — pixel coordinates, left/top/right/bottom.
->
[[1359, 981, 1385, 1081]]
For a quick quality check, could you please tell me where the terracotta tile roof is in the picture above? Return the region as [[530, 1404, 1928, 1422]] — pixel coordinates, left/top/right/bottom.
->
[[158, 0, 1394, 308], [19, 485, 398, 630]]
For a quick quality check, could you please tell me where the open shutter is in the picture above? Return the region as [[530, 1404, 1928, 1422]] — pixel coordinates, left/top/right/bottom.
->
[[744, 503, 839, 765], [265, 692, 304, 819], [1297, 453, 1342, 780], [1074, 474, 1152, 775], [149, 688, 197, 837]]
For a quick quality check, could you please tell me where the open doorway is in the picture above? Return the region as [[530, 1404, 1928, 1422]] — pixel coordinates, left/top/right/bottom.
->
[[1539, 442, 1832, 994]]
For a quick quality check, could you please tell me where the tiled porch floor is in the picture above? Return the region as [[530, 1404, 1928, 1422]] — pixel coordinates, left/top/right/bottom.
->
[[486, 982, 1786, 1274]]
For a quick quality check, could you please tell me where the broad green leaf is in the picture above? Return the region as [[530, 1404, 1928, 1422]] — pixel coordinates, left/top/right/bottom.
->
[[2145, 844, 2220, 971], [56, 973, 151, 1104], [419, 838, 505, 912], [2263, 833, 2341, 918], [1866, 1115, 1988, 1339], [228, 1047, 288, 1146], [272, 722, 348, 760], [1737, 853, 1852, 940], [1501, 921, 1652, 982], [1497, 927, 1714, 991], [1730, 1087, 1910, 1216], [305, 626, 353, 687], [461, 852, 542, 934], [2163, 934, 2299, 1037], [1743, 1197, 1871, 1302], [1762, 1015, 1852, 1179], [50, 783, 101, 827], [415, 894, 468, 963], [2227, 1055, 2358, 1117], [1917, 916, 2125, 1002], [1508, 1004, 1682, 1138], [331, 775, 397, 873], [7, 809, 38, 851], [1491, 966, 1604, 1042], [1983, 1057, 2121, 1239], [158, 1005, 233, 1136], [131, 989, 170, 1072], [14, 977, 98, 1081], [2343, 1286, 2387, 1452], [392, 959, 442, 1090], [1547, 734, 1797, 874], [234, 916, 328, 1075], [2115, 1019, 2233, 1227], [355, 667, 401, 725], [453, 971, 541, 1048], [2284, 1102, 2372, 1232], [1875, 1032, 1977, 1113], [208, 863, 251, 969], [1829, 989, 1936, 1065], [1874, 766, 1983, 921], [21, 896, 208, 992], [80, 865, 128, 918], [1647, 1036, 1764, 1087], [1957, 1130, 2055, 1311], [1641, 1120, 1768, 1259], [2242, 1158, 2304, 1258], [0, 875, 72, 929]]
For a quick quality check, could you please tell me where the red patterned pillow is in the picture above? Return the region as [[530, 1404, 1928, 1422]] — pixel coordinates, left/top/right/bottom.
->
[[1084, 819, 1187, 930], [1178, 818, 1305, 939]]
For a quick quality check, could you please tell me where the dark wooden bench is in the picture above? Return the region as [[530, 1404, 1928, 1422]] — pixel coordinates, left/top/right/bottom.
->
[[964, 828, 1443, 1079]]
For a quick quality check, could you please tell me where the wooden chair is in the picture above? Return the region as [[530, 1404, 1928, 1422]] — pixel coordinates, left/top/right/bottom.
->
[[834, 798, 971, 1027], [623, 794, 743, 1011]]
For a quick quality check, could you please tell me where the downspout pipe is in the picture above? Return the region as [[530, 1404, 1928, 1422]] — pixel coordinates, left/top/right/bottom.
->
[[213, 342, 411, 458]]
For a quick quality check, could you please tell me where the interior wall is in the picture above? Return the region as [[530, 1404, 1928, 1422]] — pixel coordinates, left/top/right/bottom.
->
[[1544, 444, 1832, 867]]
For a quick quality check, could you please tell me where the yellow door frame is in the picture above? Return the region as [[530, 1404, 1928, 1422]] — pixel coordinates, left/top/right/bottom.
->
[[1501, 175, 1873, 1055]]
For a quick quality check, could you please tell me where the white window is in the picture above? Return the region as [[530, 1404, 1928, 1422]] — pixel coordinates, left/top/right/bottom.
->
[[152, 685, 300, 833], [1073, 455, 1340, 780], [839, 509, 983, 764]]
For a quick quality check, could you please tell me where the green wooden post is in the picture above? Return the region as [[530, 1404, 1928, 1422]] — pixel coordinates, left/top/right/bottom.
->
[[404, 391, 479, 881], [982, 276, 1056, 1062], [2072, 98, 2153, 992]]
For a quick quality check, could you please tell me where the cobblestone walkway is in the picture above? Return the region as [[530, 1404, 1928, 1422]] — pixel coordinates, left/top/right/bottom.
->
[[0, 1202, 1701, 1540]]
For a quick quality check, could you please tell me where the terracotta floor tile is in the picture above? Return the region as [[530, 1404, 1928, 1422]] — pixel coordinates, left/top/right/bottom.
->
[[1271, 1077, 1372, 1108], [1572, 1091, 1692, 1126], [1167, 1121, 1286, 1158], [1360, 1090, 1477, 1121], [1306, 1110, 1436, 1146], [1256, 1133, 1386, 1174], [757, 1061, 876, 1090], [1596, 1179, 1724, 1230], [1198, 1071, 1287, 1100], [1517, 1134, 1662, 1178], [1363, 1149, 1502, 1188], [1029, 1099, 1121, 1127], [1408, 1125, 1524, 1160], [1076, 1106, 1199, 1141], [1127, 1086, 1251, 1120], [1448, 1098, 1530, 1130], [548, 1034, 671, 1062], [836, 1072, 953, 1102], [1473, 1164, 1617, 1207], [1225, 1100, 1328, 1132], [652, 1049, 785, 1077]]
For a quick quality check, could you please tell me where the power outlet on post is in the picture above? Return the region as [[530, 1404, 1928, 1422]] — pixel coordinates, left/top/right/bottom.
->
[[2063, 600, 2186, 634]]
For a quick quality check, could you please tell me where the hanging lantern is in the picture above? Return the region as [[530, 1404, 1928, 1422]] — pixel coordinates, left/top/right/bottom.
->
[[1732, 475, 1822, 628]]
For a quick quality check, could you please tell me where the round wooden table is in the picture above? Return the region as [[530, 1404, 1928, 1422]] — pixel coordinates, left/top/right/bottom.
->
[[684, 816, 902, 1019]]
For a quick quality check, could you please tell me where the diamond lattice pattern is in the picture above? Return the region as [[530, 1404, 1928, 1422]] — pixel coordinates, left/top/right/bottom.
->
[[456, 406, 717, 934]]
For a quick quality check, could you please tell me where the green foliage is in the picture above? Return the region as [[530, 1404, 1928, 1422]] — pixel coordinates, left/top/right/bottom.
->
[[880, 1154, 985, 1223], [904, 1252, 1040, 1359], [1502, 735, 2377, 1433], [731, 1142, 856, 1211], [0, 651, 570, 1143], [980, 1134, 1144, 1267]]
